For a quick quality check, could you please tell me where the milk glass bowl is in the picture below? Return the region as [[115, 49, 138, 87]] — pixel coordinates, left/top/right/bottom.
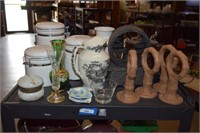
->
[[91, 79, 117, 104]]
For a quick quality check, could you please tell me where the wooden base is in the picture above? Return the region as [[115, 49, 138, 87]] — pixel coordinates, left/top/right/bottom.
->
[[136, 87, 157, 99], [116, 90, 140, 104], [159, 93, 183, 105], [153, 83, 166, 94]]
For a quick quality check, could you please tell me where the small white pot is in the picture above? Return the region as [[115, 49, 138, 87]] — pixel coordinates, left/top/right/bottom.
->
[[17, 75, 44, 101]]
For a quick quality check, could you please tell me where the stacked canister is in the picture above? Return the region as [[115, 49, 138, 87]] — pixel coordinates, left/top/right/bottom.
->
[[35, 21, 65, 45], [24, 21, 66, 87], [23, 45, 52, 87], [23, 21, 93, 86]]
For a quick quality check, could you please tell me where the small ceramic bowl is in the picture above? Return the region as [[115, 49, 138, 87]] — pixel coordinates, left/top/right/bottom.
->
[[68, 87, 92, 103], [17, 75, 44, 101], [68, 87, 92, 99]]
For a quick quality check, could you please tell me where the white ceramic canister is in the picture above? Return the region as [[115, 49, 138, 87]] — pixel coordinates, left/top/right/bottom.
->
[[35, 21, 65, 45], [94, 26, 115, 53], [72, 36, 109, 88], [94, 26, 115, 42], [64, 35, 92, 80], [23, 45, 51, 87]]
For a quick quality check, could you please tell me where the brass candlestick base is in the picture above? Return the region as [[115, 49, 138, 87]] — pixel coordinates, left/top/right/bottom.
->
[[159, 93, 183, 105], [117, 90, 140, 104], [136, 87, 157, 99], [47, 90, 65, 103]]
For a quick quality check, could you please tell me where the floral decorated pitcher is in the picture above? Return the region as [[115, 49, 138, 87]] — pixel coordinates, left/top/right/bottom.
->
[[72, 36, 110, 88]]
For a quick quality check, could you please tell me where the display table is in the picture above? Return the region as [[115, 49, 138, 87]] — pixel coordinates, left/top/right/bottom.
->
[[1, 81, 195, 132]]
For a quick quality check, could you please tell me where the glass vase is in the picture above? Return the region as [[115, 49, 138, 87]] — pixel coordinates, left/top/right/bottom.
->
[[46, 39, 66, 103]]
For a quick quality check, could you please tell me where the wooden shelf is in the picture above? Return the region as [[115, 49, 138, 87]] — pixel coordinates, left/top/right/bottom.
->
[[57, 2, 76, 35], [75, 7, 112, 35]]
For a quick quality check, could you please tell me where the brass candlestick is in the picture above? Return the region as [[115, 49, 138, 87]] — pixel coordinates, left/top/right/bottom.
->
[[136, 47, 160, 99], [159, 51, 189, 105], [117, 50, 140, 104]]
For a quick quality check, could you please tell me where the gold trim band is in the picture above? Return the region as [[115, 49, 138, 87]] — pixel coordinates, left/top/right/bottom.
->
[[19, 84, 43, 93]]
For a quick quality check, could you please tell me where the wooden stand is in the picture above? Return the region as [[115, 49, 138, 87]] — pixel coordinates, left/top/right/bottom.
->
[[136, 47, 160, 99], [159, 51, 189, 105], [153, 44, 177, 94], [117, 50, 140, 104]]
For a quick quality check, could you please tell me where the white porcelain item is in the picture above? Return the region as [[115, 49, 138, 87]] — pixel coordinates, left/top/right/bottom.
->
[[68, 96, 92, 103], [24, 45, 51, 87], [94, 26, 115, 53], [18, 88, 44, 101], [35, 21, 65, 45], [64, 35, 92, 80], [68, 87, 92, 99], [17, 74, 44, 101], [72, 36, 110, 88], [94, 26, 115, 41]]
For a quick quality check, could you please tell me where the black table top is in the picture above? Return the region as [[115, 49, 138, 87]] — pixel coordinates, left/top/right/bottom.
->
[[1, 80, 195, 121], [2, 80, 193, 109]]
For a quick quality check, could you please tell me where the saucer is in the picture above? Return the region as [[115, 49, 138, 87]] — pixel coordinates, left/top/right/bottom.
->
[[68, 87, 92, 99], [68, 96, 92, 104]]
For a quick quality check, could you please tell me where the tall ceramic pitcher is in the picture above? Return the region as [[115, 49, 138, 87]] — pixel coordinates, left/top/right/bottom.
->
[[72, 36, 110, 88]]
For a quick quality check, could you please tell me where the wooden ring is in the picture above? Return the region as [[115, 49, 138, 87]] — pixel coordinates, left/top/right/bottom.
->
[[159, 44, 177, 66], [166, 51, 189, 79], [142, 47, 160, 73]]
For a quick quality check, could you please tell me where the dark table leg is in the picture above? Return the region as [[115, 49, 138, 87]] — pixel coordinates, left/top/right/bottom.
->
[[178, 107, 195, 132], [1, 106, 16, 132]]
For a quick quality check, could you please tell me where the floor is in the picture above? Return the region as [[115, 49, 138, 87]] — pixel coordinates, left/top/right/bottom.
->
[[0, 33, 34, 132], [0, 33, 199, 132]]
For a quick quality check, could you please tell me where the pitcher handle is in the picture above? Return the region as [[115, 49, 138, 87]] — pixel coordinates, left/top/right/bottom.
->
[[72, 46, 84, 79]]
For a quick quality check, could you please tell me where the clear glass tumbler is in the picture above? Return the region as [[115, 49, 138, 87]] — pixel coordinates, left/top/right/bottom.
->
[[91, 79, 117, 104]]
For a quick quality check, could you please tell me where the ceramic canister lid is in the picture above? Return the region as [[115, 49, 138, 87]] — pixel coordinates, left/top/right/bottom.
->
[[24, 45, 50, 65], [94, 26, 115, 32], [83, 36, 106, 48], [36, 21, 65, 35], [65, 35, 92, 46], [65, 35, 91, 51]]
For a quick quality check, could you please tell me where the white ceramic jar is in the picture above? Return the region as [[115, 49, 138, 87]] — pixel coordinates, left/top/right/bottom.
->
[[24, 45, 51, 87], [94, 26, 115, 41], [94, 26, 115, 53], [64, 35, 91, 80], [18, 74, 44, 101], [35, 21, 65, 45], [72, 36, 109, 88]]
